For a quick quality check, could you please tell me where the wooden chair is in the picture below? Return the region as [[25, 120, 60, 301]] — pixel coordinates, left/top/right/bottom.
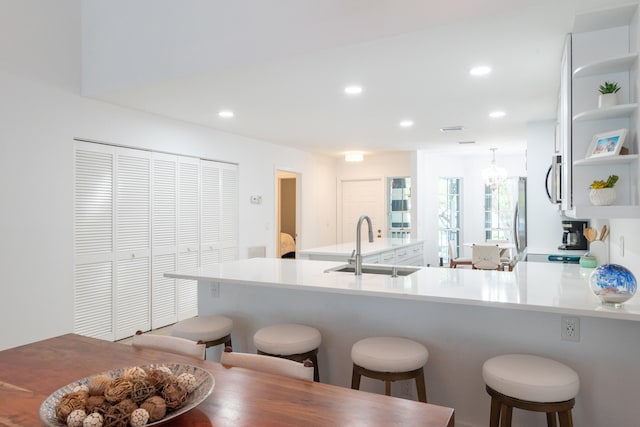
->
[[132, 330, 206, 360], [221, 346, 314, 381], [472, 244, 502, 270], [449, 240, 472, 268]]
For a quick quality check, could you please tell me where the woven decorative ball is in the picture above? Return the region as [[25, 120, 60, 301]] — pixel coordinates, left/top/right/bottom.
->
[[129, 408, 150, 427], [66, 409, 87, 427], [123, 366, 147, 382], [88, 375, 113, 396], [55, 391, 87, 422], [161, 381, 187, 410], [115, 398, 138, 415], [145, 368, 171, 392], [103, 405, 129, 427], [85, 396, 110, 415], [131, 380, 156, 404], [82, 412, 104, 427], [177, 373, 197, 393], [104, 378, 133, 403], [140, 396, 166, 422]]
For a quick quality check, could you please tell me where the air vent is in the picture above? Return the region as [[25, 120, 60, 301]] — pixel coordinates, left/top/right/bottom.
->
[[440, 126, 465, 132], [458, 141, 476, 145]]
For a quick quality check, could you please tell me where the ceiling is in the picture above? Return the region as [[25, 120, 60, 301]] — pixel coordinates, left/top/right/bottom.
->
[[81, 0, 631, 158]]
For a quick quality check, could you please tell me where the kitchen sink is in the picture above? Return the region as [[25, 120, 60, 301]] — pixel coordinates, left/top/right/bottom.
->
[[325, 264, 421, 276]]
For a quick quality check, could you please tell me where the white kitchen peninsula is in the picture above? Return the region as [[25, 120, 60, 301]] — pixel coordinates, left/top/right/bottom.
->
[[298, 237, 425, 265], [167, 259, 640, 427]]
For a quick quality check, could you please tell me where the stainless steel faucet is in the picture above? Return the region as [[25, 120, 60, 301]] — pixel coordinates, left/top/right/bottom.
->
[[355, 215, 374, 275]]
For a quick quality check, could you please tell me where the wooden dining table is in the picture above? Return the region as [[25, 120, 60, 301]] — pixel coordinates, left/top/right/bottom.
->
[[0, 334, 454, 426]]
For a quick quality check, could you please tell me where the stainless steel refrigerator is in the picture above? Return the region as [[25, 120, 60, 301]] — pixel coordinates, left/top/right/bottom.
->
[[512, 177, 527, 255]]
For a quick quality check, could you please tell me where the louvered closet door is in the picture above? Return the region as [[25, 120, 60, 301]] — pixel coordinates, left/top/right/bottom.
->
[[200, 160, 222, 265], [73, 142, 115, 341], [115, 148, 151, 340], [221, 163, 239, 261], [151, 153, 178, 329], [177, 156, 200, 320]]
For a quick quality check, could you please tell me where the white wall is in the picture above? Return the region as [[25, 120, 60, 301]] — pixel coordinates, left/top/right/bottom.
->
[[0, 1, 336, 350], [415, 149, 527, 265]]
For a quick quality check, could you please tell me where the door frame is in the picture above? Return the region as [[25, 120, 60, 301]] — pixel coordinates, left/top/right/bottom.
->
[[275, 169, 301, 257]]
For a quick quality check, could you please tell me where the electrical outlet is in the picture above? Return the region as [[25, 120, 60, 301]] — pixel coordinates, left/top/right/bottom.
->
[[210, 283, 220, 298], [561, 316, 580, 342]]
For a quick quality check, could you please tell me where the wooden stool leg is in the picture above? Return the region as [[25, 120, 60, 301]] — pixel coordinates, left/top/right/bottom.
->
[[547, 412, 558, 427], [489, 396, 501, 427], [351, 365, 362, 390], [385, 380, 391, 396], [500, 404, 513, 427], [311, 353, 319, 382], [415, 368, 427, 403], [558, 410, 573, 427]]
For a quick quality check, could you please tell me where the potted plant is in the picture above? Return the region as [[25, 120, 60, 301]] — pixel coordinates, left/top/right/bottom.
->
[[598, 81, 620, 109], [589, 174, 618, 205]]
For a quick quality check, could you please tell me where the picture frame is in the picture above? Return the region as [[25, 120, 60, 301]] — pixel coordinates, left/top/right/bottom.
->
[[586, 128, 627, 159]]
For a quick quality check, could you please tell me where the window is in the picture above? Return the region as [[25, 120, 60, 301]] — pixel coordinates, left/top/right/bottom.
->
[[438, 178, 462, 264], [484, 177, 517, 241]]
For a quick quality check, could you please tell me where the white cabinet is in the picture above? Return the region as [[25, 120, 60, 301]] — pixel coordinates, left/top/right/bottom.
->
[[73, 141, 238, 340], [564, 4, 640, 219]]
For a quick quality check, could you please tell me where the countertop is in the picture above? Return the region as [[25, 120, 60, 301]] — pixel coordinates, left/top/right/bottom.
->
[[166, 258, 640, 322], [298, 237, 423, 257]]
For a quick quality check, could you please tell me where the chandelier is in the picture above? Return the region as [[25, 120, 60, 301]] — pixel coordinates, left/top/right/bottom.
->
[[481, 148, 507, 190]]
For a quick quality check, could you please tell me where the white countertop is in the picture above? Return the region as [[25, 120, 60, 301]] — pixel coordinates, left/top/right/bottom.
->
[[298, 237, 423, 257], [166, 258, 640, 322]]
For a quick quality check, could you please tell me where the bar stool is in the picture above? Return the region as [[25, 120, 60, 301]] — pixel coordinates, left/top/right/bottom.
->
[[253, 323, 321, 382], [482, 354, 580, 427], [171, 315, 233, 358], [351, 336, 428, 402]]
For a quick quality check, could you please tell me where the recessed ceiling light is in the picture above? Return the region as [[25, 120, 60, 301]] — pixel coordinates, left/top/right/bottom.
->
[[470, 66, 492, 76], [218, 110, 234, 118], [440, 126, 465, 132], [344, 151, 364, 162], [399, 120, 414, 128], [458, 141, 476, 145], [489, 111, 506, 118], [344, 85, 363, 95]]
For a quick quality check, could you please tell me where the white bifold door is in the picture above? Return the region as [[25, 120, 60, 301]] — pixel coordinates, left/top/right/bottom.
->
[[73, 141, 238, 341]]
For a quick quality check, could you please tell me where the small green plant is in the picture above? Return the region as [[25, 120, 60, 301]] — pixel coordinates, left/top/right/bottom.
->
[[590, 175, 618, 189], [598, 82, 621, 94]]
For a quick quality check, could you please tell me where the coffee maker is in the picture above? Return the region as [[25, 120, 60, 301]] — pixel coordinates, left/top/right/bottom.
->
[[559, 220, 589, 250]]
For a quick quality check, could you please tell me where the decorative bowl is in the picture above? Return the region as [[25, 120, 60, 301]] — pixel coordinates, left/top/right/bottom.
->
[[39, 363, 214, 426], [589, 264, 637, 306], [589, 188, 616, 206]]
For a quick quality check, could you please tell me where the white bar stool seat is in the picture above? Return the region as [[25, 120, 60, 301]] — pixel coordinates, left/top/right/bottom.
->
[[253, 323, 321, 382], [171, 315, 233, 353], [482, 354, 580, 427], [351, 336, 428, 402]]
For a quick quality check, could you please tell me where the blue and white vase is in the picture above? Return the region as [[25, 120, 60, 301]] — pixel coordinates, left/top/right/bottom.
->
[[589, 264, 637, 306]]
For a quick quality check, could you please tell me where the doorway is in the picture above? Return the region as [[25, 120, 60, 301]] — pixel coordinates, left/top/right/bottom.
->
[[276, 170, 299, 258]]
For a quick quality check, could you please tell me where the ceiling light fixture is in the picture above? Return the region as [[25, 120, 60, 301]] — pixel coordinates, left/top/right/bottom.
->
[[489, 111, 506, 118], [218, 110, 234, 118], [481, 148, 507, 190], [344, 85, 363, 95], [399, 120, 414, 128], [440, 126, 465, 132], [470, 66, 492, 76], [344, 151, 364, 162]]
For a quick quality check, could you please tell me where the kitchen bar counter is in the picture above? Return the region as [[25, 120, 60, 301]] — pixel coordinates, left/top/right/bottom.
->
[[297, 238, 424, 265], [166, 259, 640, 427], [167, 258, 640, 321]]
